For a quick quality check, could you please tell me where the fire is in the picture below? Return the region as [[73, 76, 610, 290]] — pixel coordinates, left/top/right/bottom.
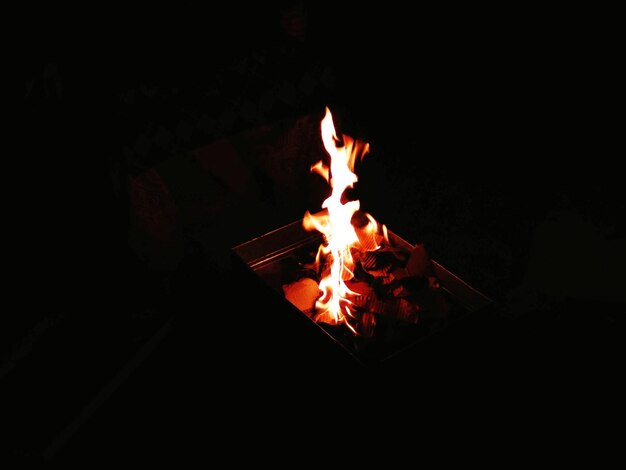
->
[[303, 106, 386, 333]]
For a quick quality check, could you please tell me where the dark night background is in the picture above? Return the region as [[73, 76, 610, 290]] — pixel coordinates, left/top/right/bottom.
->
[[11, 3, 624, 463]]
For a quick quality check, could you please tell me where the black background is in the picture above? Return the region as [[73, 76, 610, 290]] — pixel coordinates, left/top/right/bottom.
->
[[13, 3, 624, 463]]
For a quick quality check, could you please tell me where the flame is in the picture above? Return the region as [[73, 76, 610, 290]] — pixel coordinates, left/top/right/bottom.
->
[[303, 107, 386, 333]]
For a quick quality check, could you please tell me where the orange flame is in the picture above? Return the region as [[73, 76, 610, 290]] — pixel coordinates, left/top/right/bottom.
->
[[303, 107, 386, 333]]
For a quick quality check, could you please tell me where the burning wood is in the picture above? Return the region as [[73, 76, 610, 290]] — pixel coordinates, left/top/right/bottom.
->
[[280, 106, 446, 337], [282, 277, 318, 316], [282, 230, 442, 336]]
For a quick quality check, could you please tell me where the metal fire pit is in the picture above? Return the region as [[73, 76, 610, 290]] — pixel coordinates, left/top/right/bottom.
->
[[232, 215, 495, 370]]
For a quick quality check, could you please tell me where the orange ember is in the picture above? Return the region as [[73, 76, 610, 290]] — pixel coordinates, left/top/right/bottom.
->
[[303, 107, 386, 333]]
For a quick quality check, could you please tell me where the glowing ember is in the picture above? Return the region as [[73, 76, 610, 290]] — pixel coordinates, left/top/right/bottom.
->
[[303, 107, 386, 333]]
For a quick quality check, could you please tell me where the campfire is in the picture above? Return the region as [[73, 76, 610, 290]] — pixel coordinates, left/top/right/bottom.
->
[[232, 106, 493, 366], [289, 106, 440, 336]]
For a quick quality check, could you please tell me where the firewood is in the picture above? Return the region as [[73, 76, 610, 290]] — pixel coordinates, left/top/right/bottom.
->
[[282, 277, 319, 317]]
